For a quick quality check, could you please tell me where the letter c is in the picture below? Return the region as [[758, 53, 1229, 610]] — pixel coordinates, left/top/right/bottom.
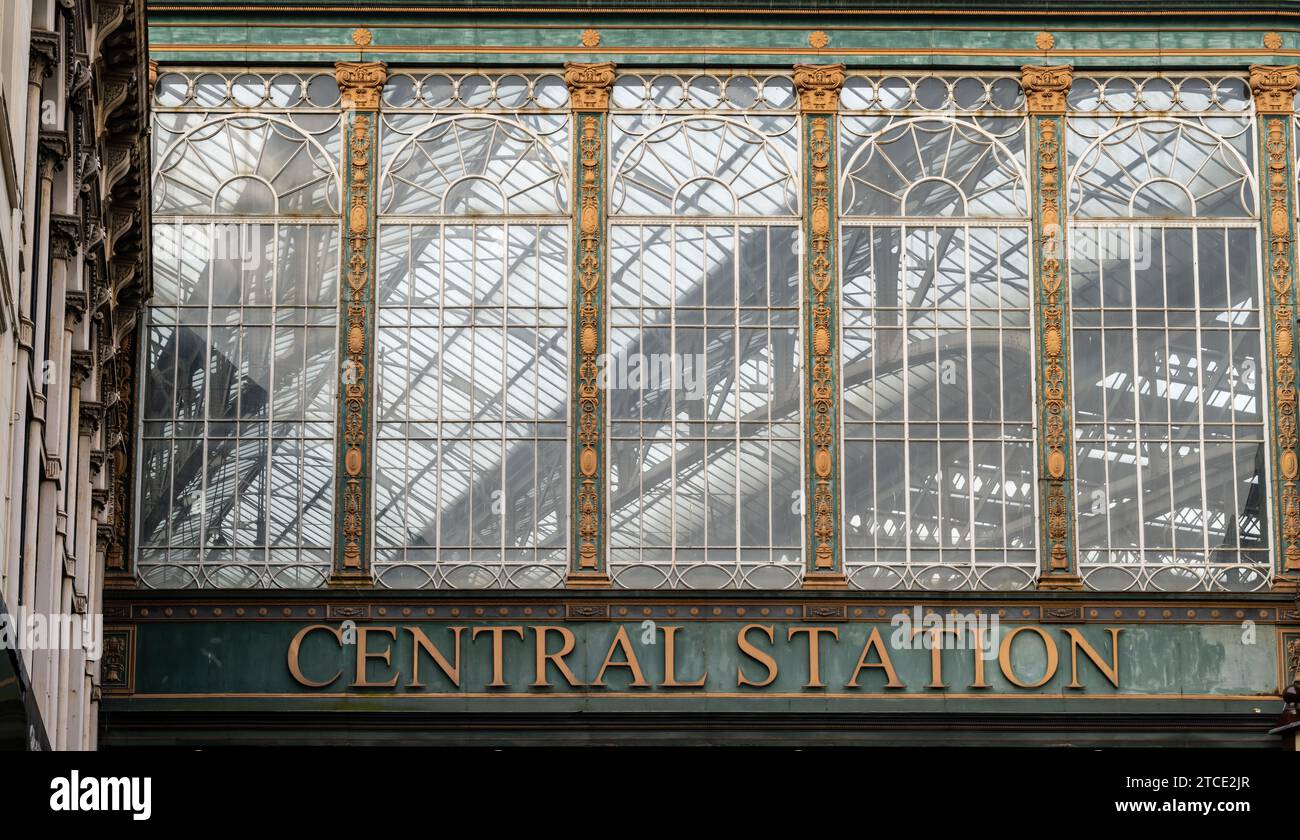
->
[[288, 624, 343, 688]]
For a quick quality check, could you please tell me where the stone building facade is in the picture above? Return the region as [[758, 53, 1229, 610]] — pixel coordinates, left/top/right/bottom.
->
[[0, 0, 150, 750]]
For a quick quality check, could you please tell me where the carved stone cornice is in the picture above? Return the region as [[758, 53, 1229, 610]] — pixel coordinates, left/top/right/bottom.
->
[[69, 349, 95, 386], [98, 73, 134, 128], [38, 130, 71, 173], [564, 62, 617, 111], [1250, 64, 1300, 114], [334, 61, 387, 111], [79, 400, 105, 436], [1021, 64, 1073, 114], [93, 0, 130, 58], [65, 290, 89, 324], [793, 63, 845, 113], [50, 213, 81, 260], [29, 30, 60, 80]]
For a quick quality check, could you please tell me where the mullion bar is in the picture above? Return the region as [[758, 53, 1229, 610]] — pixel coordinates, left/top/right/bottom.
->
[[1250, 65, 1300, 589], [1024, 64, 1084, 589], [330, 60, 387, 585], [565, 62, 616, 586], [796, 63, 848, 588]]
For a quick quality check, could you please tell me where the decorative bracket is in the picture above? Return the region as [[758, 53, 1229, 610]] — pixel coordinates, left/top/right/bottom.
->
[[795, 64, 848, 589], [1023, 64, 1083, 591], [330, 60, 387, 587], [1250, 64, 1300, 591], [565, 62, 616, 588]]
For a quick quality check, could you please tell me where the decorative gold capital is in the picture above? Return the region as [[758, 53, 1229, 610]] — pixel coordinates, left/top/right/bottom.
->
[[564, 62, 617, 111], [1250, 64, 1300, 114], [793, 63, 845, 113], [1021, 64, 1072, 114], [335, 61, 388, 111]]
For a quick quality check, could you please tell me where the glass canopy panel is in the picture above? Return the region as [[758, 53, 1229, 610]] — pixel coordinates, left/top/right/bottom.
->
[[838, 81, 1036, 591], [140, 71, 342, 589], [373, 77, 571, 589], [608, 72, 804, 588], [1067, 76, 1270, 591]]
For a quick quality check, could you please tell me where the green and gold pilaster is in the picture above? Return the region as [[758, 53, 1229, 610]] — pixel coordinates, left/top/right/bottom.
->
[[330, 60, 387, 586], [1250, 64, 1300, 592], [1023, 65, 1083, 591], [564, 62, 616, 588], [795, 64, 847, 589]]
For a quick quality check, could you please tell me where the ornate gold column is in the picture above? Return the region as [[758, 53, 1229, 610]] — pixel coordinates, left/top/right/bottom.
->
[[795, 64, 848, 589], [564, 62, 616, 588], [330, 61, 387, 586], [1250, 65, 1300, 591], [1023, 65, 1083, 591]]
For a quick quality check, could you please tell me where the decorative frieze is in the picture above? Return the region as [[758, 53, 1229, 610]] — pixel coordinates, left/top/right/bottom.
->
[[331, 61, 387, 586], [564, 63, 615, 587], [795, 64, 847, 588], [1023, 64, 1082, 590], [1250, 65, 1300, 589]]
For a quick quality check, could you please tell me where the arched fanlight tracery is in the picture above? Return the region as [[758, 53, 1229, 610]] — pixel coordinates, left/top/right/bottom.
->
[[378, 115, 570, 217], [1068, 118, 1257, 219], [610, 116, 800, 218], [840, 117, 1028, 218], [153, 114, 342, 217]]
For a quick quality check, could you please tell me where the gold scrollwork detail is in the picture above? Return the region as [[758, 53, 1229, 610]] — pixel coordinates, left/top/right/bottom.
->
[[564, 61, 616, 112], [336, 60, 387, 111], [1251, 65, 1300, 114], [793, 63, 845, 113], [333, 61, 386, 582], [566, 64, 615, 585], [1021, 64, 1072, 114], [1256, 86, 1300, 575], [796, 66, 845, 586], [1024, 65, 1080, 589]]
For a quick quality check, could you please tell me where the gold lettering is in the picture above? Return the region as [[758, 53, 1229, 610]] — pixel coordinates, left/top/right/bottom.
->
[[660, 625, 706, 687], [998, 625, 1059, 689], [287, 624, 343, 688], [736, 624, 778, 687], [593, 625, 650, 687], [845, 627, 904, 689], [911, 626, 963, 689], [407, 626, 464, 688], [351, 626, 399, 688], [787, 626, 839, 688], [1064, 627, 1123, 689], [532, 626, 584, 688], [472, 626, 525, 688], [970, 626, 991, 689]]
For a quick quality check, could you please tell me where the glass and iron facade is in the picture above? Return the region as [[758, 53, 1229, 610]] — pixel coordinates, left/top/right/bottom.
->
[[135, 65, 1283, 594], [91, 1, 1300, 748]]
